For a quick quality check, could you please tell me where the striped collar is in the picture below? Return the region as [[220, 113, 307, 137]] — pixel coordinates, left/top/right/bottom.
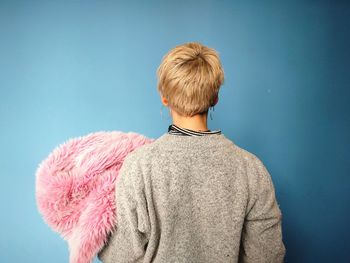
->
[[167, 124, 222, 137]]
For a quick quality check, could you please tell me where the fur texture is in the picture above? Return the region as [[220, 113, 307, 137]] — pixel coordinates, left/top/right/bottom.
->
[[35, 131, 155, 263]]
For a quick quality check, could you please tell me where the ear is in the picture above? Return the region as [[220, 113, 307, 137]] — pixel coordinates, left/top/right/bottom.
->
[[161, 95, 168, 106]]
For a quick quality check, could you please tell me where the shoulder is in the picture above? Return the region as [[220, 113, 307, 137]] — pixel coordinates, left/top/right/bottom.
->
[[214, 134, 265, 167], [121, 139, 159, 172], [231, 144, 272, 188], [116, 144, 155, 191], [126, 136, 162, 160], [230, 145, 277, 210], [230, 142, 265, 168]]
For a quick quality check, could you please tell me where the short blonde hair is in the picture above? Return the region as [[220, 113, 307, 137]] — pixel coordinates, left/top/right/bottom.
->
[[157, 42, 224, 117]]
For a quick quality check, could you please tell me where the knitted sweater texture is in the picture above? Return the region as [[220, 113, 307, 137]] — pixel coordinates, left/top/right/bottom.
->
[[98, 132, 286, 263]]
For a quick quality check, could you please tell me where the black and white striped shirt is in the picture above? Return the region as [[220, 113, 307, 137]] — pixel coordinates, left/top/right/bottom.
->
[[167, 124, 222, 137]]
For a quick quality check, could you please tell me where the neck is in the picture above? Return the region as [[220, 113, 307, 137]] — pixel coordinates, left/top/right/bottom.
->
[[171, 109, 209, 132]]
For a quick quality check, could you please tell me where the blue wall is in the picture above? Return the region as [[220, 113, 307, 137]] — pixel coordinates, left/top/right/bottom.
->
[[0, 1, 349, 262]]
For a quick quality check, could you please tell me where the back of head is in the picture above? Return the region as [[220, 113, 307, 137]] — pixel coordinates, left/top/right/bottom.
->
[[157, 42, 225, 117]]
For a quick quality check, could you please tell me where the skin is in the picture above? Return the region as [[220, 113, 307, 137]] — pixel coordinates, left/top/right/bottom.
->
[[160, 95, 219, 132]]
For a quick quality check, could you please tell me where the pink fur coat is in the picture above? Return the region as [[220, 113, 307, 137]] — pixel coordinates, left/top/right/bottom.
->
[[35, 131, 155, 263]]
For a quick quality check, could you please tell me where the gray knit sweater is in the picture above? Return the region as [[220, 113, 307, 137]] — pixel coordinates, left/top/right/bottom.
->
[[97, 133, 286, 263]]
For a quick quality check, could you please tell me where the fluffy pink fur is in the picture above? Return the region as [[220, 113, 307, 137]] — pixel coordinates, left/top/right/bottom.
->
[[35, 131, 155, 263]]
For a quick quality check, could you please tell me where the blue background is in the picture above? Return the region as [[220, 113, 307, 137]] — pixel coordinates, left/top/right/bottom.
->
[[1, 0, 349, 262]]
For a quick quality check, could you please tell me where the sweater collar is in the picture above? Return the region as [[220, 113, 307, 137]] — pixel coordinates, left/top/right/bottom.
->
[[167, 124, 222, 137]]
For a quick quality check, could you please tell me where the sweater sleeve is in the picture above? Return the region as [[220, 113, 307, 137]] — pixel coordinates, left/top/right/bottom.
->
[[98, 152, 150, 263], [239, 155, 286, 263]]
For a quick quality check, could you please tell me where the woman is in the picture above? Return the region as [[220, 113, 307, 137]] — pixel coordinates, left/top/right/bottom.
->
[[98, 42, 286, 263]]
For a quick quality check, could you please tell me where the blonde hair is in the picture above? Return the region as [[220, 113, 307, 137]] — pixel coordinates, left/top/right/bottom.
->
[[157, 42, 225, 117]]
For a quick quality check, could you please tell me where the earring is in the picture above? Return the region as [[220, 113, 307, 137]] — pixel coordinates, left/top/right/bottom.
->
[[160, 105, 163, 120], [160, 105, 171, 120], [209, 106, 215, 120], [167, 108, 172, 120]]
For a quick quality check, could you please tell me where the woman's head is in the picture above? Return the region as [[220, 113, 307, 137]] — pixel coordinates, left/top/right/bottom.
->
[[157, 42, 224, 117]]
